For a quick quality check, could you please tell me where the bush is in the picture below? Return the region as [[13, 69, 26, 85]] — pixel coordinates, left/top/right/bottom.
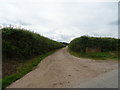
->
[[69, 35, 119, 53], [2, 27, 64, 60]]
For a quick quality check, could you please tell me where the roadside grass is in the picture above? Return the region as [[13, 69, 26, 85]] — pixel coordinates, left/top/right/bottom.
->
[[68, 49, 118, 60], [2, 49, 58, 89]]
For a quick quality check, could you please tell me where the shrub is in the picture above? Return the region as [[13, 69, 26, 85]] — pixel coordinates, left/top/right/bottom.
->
[[69, 35, 119, 53], [2, 27, 64, 60]]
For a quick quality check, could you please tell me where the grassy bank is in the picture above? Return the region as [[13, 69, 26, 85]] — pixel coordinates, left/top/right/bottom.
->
[[2, 49, 58, 89], [69, 49, 118, 60]]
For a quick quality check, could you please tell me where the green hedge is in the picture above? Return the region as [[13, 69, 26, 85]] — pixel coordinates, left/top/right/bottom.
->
[[2, 27, 64, 60], [69, 36, 119, 53]]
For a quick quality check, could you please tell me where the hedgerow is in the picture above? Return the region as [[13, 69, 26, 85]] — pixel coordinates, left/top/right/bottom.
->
[[2, 27, 64, 60], [69, 35, 119, 53]]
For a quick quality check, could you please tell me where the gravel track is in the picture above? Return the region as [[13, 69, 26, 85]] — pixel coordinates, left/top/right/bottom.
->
[[7, 47, 118, 88]]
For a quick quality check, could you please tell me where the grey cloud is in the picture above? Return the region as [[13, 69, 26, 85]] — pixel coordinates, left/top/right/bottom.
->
[[58, 34, 75, 42], [16, 19, 32, 26], [109, 20, 118, 25], [0, 1, 118, 42], [0, 16, 32, 26]]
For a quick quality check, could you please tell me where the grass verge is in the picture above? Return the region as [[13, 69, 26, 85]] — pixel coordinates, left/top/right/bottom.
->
[[68, 49, 118, 60], [2, 49, 59, 89]]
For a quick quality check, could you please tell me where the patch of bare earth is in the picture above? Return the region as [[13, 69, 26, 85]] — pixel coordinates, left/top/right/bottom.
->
[[2, 60, 21, 77], [7, 47, 118, 88]]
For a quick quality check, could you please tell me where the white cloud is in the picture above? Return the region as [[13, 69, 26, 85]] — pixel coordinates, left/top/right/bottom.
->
[[0, 0, 118, 42]]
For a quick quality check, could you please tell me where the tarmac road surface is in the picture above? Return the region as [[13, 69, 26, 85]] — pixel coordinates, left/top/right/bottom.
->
[[76, 69, 118, 88]]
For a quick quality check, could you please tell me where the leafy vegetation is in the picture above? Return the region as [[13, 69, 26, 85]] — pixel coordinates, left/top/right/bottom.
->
[[69, 36, 119, 53], [1, 27, 64, 89], [2, 49, 58, 89], [69, 49, 118, 60], [69, 36, 119, 60], [2, 27, 64, 60]]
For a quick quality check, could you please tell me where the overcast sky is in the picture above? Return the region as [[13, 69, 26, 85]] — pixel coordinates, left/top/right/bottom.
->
[[0, 0, 118, 42]]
